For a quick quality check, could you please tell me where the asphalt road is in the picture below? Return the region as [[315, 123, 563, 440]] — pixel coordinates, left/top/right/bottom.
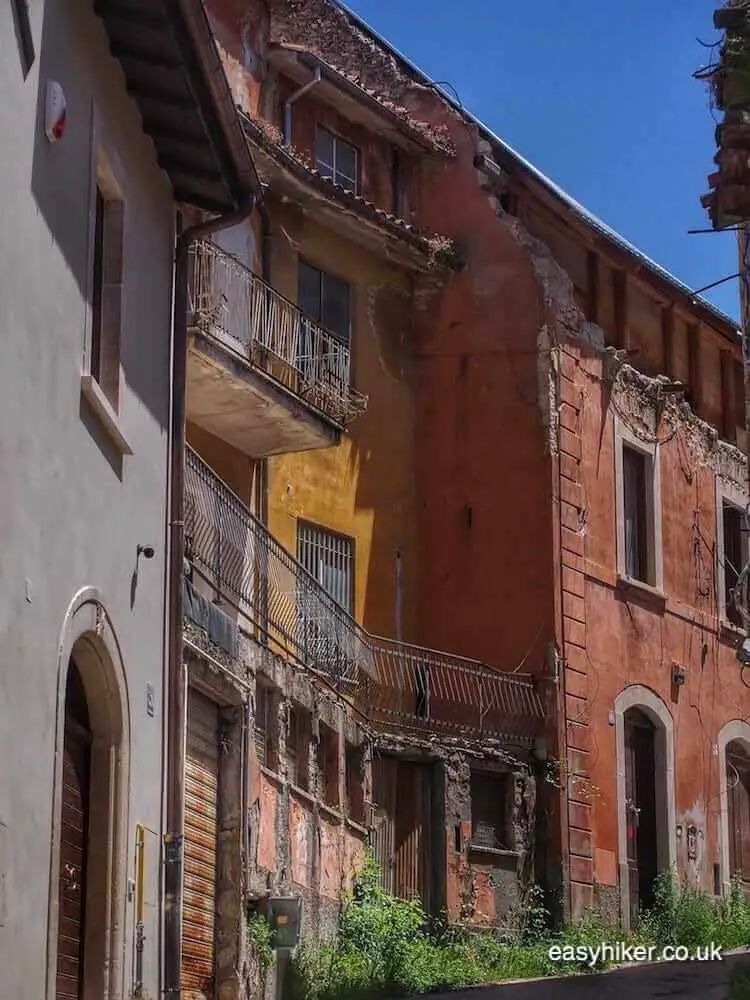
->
[[414, 950, 750, 1000]]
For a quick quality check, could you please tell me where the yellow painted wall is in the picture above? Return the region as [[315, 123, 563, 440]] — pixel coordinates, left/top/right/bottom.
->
[[264, 199, 417, 640]]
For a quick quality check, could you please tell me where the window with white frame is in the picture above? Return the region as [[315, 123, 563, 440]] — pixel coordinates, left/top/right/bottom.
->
[[717, 480, 749, 628], [315, 126, 359, 193], [297, 521, 354, 614], [615, 419, 662, 590]]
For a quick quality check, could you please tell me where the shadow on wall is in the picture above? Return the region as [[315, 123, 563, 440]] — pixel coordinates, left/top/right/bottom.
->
[[30, 0, 172, 455]]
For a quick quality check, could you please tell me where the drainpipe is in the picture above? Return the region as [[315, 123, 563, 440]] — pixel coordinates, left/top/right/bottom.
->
[[283, 65, 322, 144], [163, 191, 259, 999]]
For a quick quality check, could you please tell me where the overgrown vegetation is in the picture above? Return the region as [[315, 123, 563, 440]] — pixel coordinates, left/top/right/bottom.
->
[[248, 910, 275, 983], [283, 859, 750, 1000]]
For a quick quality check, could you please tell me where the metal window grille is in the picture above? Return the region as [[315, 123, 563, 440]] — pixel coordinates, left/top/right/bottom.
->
[[297, 522, 354, 615]]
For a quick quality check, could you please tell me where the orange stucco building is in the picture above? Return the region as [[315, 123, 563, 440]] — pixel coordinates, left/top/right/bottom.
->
[[186, 0, 750, 958]]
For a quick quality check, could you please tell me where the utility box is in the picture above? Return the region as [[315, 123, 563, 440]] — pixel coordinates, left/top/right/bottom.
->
[[266, 896, 302, 950]]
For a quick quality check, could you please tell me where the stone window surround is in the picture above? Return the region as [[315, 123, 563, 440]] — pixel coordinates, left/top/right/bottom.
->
[[614, 414, 664, 594], [717, 719, 750, 892], [614, 684, 676, 930], [715, 476, 749, 628]]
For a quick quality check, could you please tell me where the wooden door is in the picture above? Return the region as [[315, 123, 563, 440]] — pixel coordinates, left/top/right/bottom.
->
[[182, 690, 220, 999], [56, 694, 91, 999], [727, 742, 750, 880], [372, 758, 432, 910], [624, 709, 658, 921]]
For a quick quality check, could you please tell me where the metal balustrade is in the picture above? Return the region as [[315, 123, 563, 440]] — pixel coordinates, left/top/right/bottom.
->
[[185, 447, 545, 742], [188, 240, 367, 427]]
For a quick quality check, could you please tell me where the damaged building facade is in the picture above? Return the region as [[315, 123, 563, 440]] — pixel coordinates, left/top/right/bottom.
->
[[184, 0, 750, 963]]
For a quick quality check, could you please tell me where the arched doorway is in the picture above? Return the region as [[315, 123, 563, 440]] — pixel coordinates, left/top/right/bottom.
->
[[56, 661, 92, 1000], [726, 740, 750, 882], [624, 707, 659, 919], [614, 685, 675, 928], [47, 597, 130, 1000]]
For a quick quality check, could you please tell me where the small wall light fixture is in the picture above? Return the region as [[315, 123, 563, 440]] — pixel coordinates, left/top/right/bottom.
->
[[137, 544, 155, 560]]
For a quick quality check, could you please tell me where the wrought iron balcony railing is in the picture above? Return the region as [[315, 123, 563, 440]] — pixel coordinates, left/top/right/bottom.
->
[[185, 447, 544, 742], [188, 240, 367, 427]]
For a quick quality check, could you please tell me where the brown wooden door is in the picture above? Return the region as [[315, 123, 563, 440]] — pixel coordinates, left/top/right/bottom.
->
[[182, 690, 220, 999], [727, 742, 750, 880], [56, 720, 91, 1000], [624, 709, 658, 922]]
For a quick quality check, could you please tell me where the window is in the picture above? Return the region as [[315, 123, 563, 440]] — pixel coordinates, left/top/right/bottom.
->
[[287, 705, 311, 790], [298, 260, 351, 346], [318, 723, 340, 808], [615, 420, 662, 590], [721, 500, 747, 627], [470, 771, 511, 851], [345, 742, 365, 825], [315, 126, 359, 194], [254, 683, 278, 771], [88, 163, 124, 410], [297, 522, 354, 614], [623, 446, 649, 583]]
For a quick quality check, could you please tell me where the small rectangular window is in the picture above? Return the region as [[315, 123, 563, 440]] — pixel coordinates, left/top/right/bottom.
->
[[297, 521, 354, 614], [622, 445, 650, 584], [297, 259, 351, 346], [723, 502, 745, 627], [89, 169, 124, 410], [345, 742, 365, 825], [318, 723, 339, 808], [470, 772, 510, 851], [315, 126, 359, 194]]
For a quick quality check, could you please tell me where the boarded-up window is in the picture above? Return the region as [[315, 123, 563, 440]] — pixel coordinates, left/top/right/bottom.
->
[[345, 742, 365, 825], [318, 723, 339, 808], [470, 771, 510, 851], [287, 705, 310, 790]]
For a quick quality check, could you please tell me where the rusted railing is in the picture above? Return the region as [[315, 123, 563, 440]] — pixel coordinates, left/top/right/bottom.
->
[[185, 448, 544, 742], [188, 240, 367, 427]]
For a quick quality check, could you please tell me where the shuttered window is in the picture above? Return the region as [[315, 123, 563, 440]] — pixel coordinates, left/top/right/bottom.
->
[[287, 705, 310, 791], [723, 502, 745, 627], [345, 742, 365, 825], [254, 683, 278, 771], [318, 723, 340, 809], [470, 771, 510, 851], [297, 522, 354, 614]]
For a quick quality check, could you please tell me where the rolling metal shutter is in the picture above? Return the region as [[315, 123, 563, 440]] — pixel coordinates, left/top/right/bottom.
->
[[182, 690, 220, 998]]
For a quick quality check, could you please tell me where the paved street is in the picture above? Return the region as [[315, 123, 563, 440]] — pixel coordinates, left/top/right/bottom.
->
[[417, 951, 750, 1000]]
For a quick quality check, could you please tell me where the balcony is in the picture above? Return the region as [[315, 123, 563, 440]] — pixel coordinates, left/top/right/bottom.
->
[[187, 241, 367, 457], [185, 448, 545, 745]]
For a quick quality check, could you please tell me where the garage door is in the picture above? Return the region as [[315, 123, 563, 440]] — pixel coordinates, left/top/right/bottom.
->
[[182, 689, 220, 998]]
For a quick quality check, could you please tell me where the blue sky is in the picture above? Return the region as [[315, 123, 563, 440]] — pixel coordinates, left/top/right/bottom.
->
[[342, 0, 740, 322]]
